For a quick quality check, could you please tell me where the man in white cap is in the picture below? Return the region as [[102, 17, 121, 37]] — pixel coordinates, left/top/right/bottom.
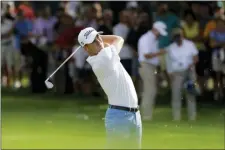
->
[[78, 27, 142, 149], [138, 21, 167, 120]]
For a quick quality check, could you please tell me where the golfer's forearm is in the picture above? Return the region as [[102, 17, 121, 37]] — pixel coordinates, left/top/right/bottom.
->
[[100, 35, 124, 52]]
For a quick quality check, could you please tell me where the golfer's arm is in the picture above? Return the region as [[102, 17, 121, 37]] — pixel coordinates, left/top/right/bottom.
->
[[100, 35, 124, 53]]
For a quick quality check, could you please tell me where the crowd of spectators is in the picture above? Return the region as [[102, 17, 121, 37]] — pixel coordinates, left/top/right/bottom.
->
[[1, 1, 225, 102]]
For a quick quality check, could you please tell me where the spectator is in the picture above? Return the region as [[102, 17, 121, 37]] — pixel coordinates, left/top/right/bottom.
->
[[40, 6, 58, 81], [65, 1, 81, 20], [127, 12, 151, 53], [54, 7, 66, 37], [5, 3, 15, 21], [108, 1, 127, 25], [155, 2, 180, 86], [181, 10, 207, 94], [20, 35, 48, 93], [209, 17, 225, 101], [18, 1, 35, 21], [155, 2, 180, 49], [126, 12, 151, 98], [165, 28, 199, 121], [14, 10, 33, 53], [113, 10, 133, 75], [14, 10, 33, 88], [98, 9, 113, 35], [198, 3, 212, 30], [203, 7, 224, 91], [78, 4, 99, 29], [1, 11, 20, 88], [42, 6, 58, 44], [204, 7, 224, 39], [31, 10, 47, 48], [93, 2, 102, 22], [138, 21, 167, 120], [54, 14, 83, 94]]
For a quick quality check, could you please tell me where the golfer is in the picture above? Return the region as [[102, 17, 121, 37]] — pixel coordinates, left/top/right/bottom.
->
[[78, 27, 142, 149]]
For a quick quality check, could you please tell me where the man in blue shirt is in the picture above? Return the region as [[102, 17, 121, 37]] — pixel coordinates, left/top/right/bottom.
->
[[14, 10, 33, 52], [14, 10, 33, 88], [209, 17, 225, 101]]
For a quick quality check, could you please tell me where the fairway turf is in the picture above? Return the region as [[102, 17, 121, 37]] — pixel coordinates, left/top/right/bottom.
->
[[2, 92, 224, 149]]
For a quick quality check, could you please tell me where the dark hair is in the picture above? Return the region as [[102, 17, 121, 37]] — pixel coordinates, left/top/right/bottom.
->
[[183, 10, 196, 21]]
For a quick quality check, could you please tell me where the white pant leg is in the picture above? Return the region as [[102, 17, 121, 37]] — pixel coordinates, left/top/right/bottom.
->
[[171, 73, 184, 121]]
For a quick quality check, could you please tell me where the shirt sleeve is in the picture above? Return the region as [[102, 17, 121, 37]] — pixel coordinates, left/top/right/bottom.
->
[[138, 36, 150, 57], [112, 26, 117, 35], [189, 42, 198, 56], [165, 45, 173, 74]]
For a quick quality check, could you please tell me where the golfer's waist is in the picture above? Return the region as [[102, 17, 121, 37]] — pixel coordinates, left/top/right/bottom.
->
[[108, 104, 139, 112]]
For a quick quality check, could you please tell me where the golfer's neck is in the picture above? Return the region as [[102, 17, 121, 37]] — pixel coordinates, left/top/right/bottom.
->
[[88, 47, 104, 56], [89, 50, 101, 56]]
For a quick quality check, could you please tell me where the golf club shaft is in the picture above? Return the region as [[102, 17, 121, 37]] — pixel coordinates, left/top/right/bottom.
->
[[45, 46, 81, 82]]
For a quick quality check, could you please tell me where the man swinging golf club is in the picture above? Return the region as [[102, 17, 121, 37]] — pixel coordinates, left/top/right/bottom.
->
[[78, 27, 142, 149]]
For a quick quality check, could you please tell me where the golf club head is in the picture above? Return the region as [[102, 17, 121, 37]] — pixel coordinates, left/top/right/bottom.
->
[[45, 80, 54, 89]]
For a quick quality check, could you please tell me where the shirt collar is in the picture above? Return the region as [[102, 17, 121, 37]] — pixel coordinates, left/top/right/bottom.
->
[[86, 46, 110, 64]]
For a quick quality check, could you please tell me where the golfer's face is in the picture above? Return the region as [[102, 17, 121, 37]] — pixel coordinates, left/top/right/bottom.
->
[[86, 35, 104, 55]]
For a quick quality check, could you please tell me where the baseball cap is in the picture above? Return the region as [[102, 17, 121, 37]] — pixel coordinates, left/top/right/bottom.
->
[[78, 27, 103, 47], [153, 21, 168, 36]]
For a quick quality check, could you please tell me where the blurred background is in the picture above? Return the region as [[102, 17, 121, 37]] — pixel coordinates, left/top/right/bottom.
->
[[1, 1, 225, 149]]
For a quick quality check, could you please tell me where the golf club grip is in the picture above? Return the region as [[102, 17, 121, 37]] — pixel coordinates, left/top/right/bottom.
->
[[46, 46, 81, 81]]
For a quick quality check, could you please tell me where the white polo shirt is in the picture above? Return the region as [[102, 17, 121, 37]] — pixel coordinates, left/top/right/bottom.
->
[[113, 23, 133, 59], [166, 39, 198, 73], [138, 31, 160, 66], [86, 45, 138, 108]]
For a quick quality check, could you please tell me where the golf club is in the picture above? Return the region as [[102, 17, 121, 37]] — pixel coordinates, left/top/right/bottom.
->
[[45, 46, 81, 89]]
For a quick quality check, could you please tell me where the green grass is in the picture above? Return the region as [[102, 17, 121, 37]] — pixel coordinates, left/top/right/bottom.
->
[[2, 91, 224, 149]]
